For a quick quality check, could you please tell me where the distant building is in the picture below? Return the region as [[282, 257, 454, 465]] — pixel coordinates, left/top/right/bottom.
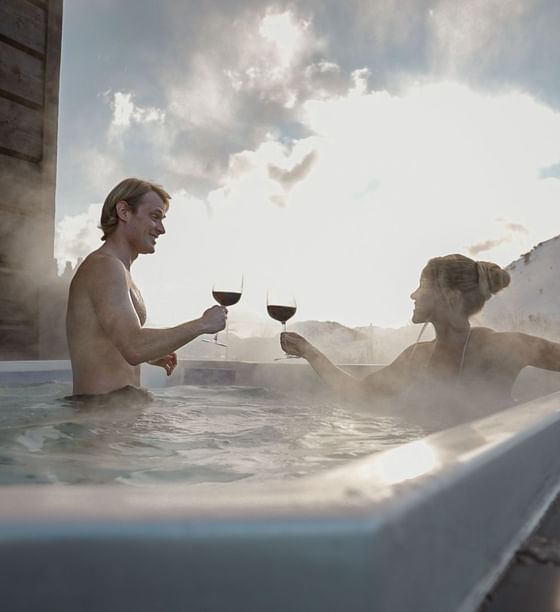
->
[[0, 0, 64, 358]]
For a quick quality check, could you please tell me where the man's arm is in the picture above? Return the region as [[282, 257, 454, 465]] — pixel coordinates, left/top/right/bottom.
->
[[88, 256, 225, 365]]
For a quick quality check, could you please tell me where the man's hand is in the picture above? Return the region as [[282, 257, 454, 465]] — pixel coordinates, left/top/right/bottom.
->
[[199, 305, 227, 334], [148, 352, 177, 376], [280, 332, 312, 359]]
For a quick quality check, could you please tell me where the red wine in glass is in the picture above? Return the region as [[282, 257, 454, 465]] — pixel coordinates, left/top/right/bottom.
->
[[267, 305, 296, 327], [203, 276, 243, 351], [267, 291, 298, 359], [212, 291, 242, 307]]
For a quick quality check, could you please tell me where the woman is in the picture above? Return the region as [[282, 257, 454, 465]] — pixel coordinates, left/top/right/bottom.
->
[[281, 254, 560, 430]]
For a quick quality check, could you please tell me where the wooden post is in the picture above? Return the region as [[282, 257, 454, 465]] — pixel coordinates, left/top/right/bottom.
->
[[0, 0, 63, 359]]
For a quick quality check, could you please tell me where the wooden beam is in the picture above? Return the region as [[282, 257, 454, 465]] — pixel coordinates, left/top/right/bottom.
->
[[0, 154, 43, 212], [0, 0, 47, 56], [0, 207, 47, 271], [0, 269, 39, 322], [0, 321, 39, 359], [40, 0, 62, 218], [0, 40, 44, 106], [0, 96, 43, 161]]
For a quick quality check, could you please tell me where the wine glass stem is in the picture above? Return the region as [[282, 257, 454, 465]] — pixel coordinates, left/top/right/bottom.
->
[[225, 321, 229, 361]]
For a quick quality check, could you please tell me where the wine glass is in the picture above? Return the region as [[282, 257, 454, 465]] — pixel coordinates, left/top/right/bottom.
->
[[203, 274, 243, 352], [267, 290, 298, 360]]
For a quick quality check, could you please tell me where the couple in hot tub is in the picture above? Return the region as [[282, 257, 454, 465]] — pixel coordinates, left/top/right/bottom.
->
[[66, 177, 560, 427]]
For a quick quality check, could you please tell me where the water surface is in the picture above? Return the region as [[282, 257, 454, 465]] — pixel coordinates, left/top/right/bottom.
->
[[0, 383, 425, 486]]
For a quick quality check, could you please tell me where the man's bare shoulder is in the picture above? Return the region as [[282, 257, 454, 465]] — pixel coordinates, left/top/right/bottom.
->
[[70, 251, 128, 295], [75, 251, 126, 278]]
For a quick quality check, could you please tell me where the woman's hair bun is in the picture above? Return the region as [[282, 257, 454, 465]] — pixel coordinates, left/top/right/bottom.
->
[[477, 261, 510, 297]]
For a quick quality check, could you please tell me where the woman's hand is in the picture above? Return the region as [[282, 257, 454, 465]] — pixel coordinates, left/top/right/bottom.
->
[[280, 332, 312, 359], [148, 352, 178, 376]]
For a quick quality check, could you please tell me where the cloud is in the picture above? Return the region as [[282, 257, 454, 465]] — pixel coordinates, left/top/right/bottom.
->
[[467, 218, 530, 256], [57, 2, 350, 212], [258, 10, 311, 69], [57, 0, 560, 221], [54, 203, 103, 272], [467, 237, 510, 257], [268, 150, 317, 191], [202, 81, 560, 325], [109, 91, 165, 128], [55, 0, 560, 328], [431, 0, 560, 103], [497, 219, 529, 235], [429, 0, 532, 75]]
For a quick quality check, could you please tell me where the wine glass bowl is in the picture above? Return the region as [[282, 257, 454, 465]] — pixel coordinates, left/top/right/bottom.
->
[[203, 274, 243, 352], [212, 290, 242, 308], [267, 304, 297, 330], [267, 290, 298, 359]]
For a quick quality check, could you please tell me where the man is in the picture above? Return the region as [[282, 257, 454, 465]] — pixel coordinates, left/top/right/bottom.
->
[[66, 177, 226, 398]]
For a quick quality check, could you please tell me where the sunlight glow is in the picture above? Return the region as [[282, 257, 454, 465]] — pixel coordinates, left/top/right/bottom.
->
[[373, 440, 440, 484], [56, 80, 560, 329], [259, 11, 307, 67]]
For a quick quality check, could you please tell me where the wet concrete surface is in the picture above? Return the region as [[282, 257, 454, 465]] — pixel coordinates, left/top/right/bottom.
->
[[481, 496, 560, 611]]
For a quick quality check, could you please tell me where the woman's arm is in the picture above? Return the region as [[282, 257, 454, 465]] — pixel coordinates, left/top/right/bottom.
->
[[499, 332, 560, 371], [281, 332, 420, 402]]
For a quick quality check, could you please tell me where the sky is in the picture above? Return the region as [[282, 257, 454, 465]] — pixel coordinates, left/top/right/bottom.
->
[[54, 0, 560, 332]]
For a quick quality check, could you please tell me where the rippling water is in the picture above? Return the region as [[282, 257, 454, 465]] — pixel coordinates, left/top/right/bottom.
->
[[0, 383, 425, 486]]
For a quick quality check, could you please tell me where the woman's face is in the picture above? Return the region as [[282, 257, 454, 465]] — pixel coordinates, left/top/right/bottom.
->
[[410, 269, 438, 323]]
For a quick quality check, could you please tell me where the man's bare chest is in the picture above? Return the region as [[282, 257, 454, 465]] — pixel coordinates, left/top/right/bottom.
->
[[129, 283, 147, 326]]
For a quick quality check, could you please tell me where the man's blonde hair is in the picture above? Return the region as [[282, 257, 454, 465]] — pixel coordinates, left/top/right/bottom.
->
[[99, 178, 171, 241]]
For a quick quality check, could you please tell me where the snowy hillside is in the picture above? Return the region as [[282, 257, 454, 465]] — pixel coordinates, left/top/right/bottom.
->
[[481, 235, 560, 338]]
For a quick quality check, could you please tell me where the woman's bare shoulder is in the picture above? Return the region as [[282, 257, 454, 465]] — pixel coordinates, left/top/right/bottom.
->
[[402, 340, 434, 354], [395, 340, 434, 365], [471, 326, 496, 336], [470, 326, 503, 345], [474, 327, 553, 353]]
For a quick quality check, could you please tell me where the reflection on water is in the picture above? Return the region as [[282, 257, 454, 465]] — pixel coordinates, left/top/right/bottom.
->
[[0, 383, 425, 487]]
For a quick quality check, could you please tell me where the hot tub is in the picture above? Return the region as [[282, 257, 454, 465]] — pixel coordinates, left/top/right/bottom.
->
[[1, 360, 560, 611]]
